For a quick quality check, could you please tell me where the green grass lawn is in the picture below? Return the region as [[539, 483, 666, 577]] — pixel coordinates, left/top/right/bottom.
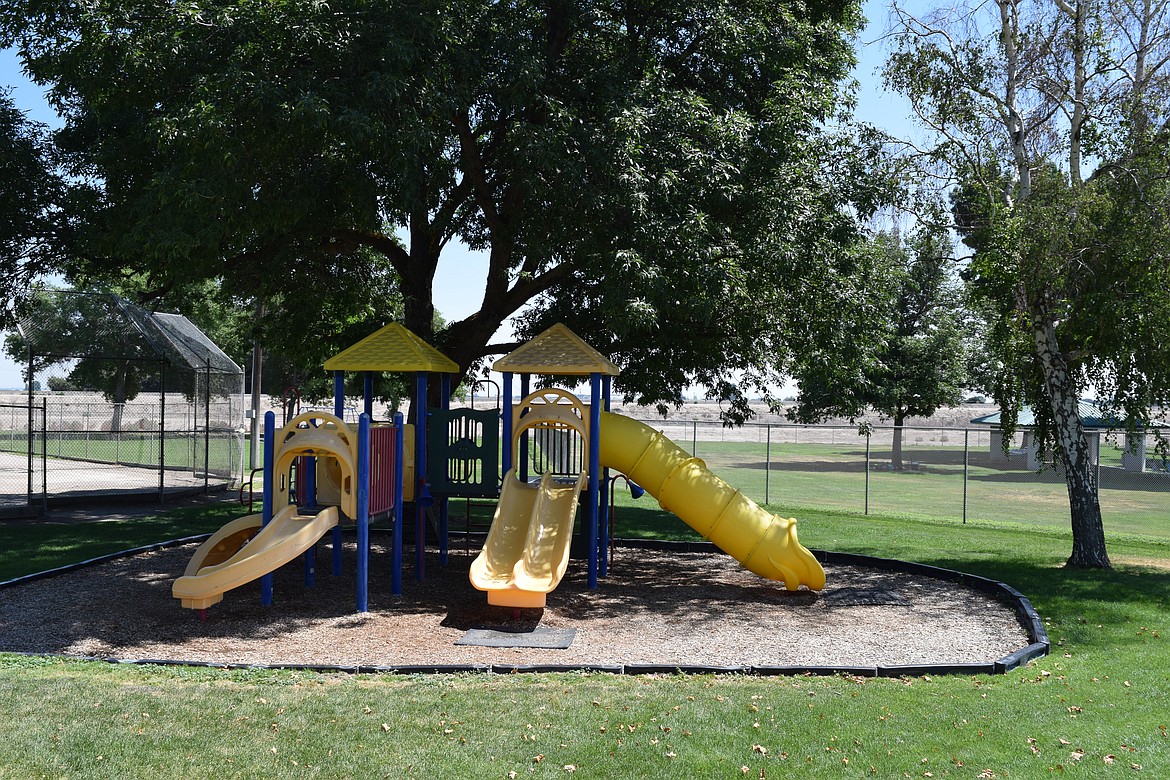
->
[[2, 496, 1169, 778]]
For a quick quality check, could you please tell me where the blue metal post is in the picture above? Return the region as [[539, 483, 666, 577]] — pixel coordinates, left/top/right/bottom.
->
[[439, 373, 451, 566], [415, 372, 428, 581], [519, 374, 530, 481], [587, 373, 601, 589], [502, 372, 514, 475], [363, 372, 374, 418], [261, 411, 275, 606], [303, 449, 317, 587], [331, 371, 345, 575], [600, 374, 612, 577], [356, 414, 370, 612], [392, 412, 405, 595], [303, 453, 316, 588], [333, 371, 345, 418]]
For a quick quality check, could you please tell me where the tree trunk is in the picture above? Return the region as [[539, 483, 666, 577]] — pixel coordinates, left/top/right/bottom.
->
[[891, 411, 906, 471], [1033, 315, 1111, 568]]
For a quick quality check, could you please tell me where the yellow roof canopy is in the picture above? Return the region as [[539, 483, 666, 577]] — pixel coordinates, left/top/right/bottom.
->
[[493, 323, 620, 376], [323, 323, 459, 373]]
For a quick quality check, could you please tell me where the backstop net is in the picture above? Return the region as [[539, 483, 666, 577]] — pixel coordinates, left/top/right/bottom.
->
[[1, 290, 245, 513]]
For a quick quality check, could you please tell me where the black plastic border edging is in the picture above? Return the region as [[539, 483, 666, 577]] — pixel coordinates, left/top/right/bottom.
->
[[1, 534, 1049, 678], [0, 535, 212, 589]]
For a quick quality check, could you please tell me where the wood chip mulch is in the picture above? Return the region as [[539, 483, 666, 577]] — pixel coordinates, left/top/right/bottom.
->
[[0, 538, 1032, 671]]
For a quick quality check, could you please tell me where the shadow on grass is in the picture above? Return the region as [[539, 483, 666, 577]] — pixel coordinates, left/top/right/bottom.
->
[[0, 502, 241, 581]]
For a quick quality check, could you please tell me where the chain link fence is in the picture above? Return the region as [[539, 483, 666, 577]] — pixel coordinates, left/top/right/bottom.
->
[[628, 418, 1170, 540], [0, 400, 45, 514], [1, 290, 245, 516], [0, 390, 245, 514]]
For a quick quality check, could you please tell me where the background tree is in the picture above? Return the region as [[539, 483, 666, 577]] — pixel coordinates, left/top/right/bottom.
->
[[3, 291, 157, 432], [2, 0, 889, 417], [0, 88, 59, 329], [790, 219, 968, 468], [63, 267, 410, 408], [885, 0, 1170, 568]]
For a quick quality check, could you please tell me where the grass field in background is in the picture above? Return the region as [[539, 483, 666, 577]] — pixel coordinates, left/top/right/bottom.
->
[[0, 430, 241, 472], [2, 497, 1169, 778], [680, 438, 1170, 541]]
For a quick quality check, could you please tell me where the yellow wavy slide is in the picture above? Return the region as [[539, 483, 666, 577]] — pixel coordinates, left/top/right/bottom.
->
[[599, 412, 825, 591], [172, 505, 340, 610], [469, 469, 588, 608]]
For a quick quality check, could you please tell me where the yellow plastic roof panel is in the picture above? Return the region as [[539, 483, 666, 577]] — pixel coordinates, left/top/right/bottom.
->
[[323, 323, 460, 373], [493, 323, 621, 376]]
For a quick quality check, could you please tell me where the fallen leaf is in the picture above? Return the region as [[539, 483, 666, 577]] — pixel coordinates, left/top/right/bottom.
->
[[753, 744, 768, 755], [1070, 749, 1085, 761], [563, 765, 576, 773], [1105, 755, 1116, 764]]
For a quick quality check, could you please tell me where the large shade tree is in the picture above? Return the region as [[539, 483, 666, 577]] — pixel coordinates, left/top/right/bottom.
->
[[2, 0, 889, 416], [885, 0, 1170, 567]]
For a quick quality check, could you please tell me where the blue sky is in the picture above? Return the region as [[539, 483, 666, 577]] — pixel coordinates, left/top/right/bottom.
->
[[0, 0, 909, 390]]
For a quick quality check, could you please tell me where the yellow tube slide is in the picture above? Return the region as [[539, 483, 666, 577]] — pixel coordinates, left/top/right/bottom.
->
[[598, 412, 825, 591]]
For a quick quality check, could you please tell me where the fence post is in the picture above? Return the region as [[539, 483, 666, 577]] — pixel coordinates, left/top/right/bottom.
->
[[765, 424, 772, 505], [691, 421, 697, 456], [26, 350, 34, 506], [1095, 432, 1102, 502], [963, 428, 969, 524], [204, 358, 212, 494], [26, 389, 33, 504], [159, 362, 166, 503], [864, 430, 870, 515]]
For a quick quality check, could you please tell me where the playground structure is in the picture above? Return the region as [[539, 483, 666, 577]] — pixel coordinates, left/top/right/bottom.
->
[[172, 410, 367, 610], [174, 322, 824, 614], [174, 323, 463, 611]]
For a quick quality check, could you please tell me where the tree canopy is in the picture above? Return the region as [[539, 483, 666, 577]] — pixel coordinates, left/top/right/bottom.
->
[[2, 0, 889, 416], [0, 88, 59, 328], [886, 0, 1170, 567]]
